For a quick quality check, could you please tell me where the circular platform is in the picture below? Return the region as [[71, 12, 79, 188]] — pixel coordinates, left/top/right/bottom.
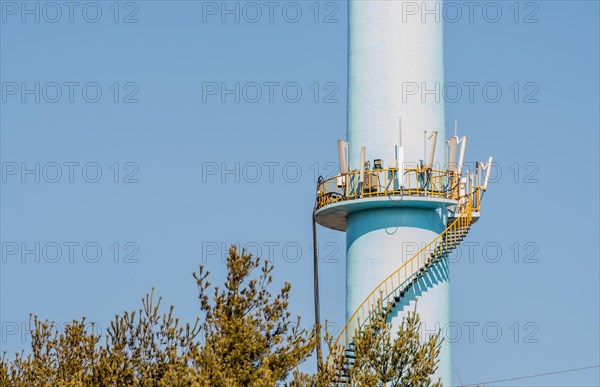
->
[[315, 195, 457, 231]]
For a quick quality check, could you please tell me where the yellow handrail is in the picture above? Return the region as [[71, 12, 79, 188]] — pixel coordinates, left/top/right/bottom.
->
[[329, 186, 481, 362], [316, 168, 460, 210]]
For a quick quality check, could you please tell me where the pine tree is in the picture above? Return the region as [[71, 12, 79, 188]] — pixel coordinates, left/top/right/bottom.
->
[[1, 246, 442, 386], [347, 300, 442, 387], [193, 246, 318, 385], [293, 300, 442, 387]]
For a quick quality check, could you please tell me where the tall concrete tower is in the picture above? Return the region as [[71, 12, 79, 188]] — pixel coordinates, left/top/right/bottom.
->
[[315, 1, 492, 384]]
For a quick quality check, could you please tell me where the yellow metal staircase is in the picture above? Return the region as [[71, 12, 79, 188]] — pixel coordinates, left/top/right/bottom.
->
[[329, 186, 483, 376]]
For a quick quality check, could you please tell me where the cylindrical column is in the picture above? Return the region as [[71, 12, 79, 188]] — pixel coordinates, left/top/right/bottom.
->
[[348, 0, 446, 169], [346, 1, 451, 383]]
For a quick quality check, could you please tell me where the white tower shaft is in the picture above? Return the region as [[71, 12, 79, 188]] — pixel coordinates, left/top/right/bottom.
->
[[348, 0, 446, 169], [346, 1, 451, 383]]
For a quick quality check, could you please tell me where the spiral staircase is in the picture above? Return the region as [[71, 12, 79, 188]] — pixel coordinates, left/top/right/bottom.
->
[[322, 183, 484, 383]]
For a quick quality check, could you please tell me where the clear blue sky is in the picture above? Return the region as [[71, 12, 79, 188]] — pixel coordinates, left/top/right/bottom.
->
[[1, 1, 598, 385]]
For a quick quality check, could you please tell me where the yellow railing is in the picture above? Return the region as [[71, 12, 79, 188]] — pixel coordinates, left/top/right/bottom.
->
[[329, 186, 482, 362], [316, 168, 460, 210]]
